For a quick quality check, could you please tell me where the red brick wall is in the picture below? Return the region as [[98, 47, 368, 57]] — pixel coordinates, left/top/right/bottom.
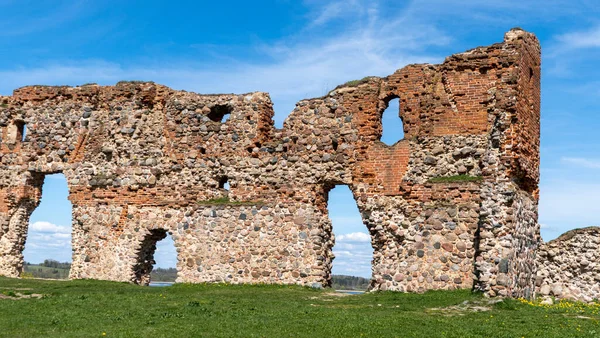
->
[[510, 33, 541, 196]]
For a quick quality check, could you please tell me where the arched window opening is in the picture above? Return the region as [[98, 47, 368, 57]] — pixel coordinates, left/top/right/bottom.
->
[[133, 229, 179, 286], [219, 176, 230, 191], [380, 98, 404, 146], [150, 233, 178, 286], [326, 185, 373, 291], [207, 104, 232, 123], [22, 173, 73, 279], [21, 123, 27, 142], [529, 67, 534, 81], [6, 121, 26, 144]]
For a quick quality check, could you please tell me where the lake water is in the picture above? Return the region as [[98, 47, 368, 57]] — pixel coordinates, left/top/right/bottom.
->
[[336, 290, 365, 295], [149, 282, 174, 287]]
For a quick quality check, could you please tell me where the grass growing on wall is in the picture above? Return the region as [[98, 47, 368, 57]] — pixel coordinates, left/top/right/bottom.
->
[[428, 175, 483, 183], [342, 76, 376, 87], [0, 277, 599, 337], [196, 197, 265, 206]]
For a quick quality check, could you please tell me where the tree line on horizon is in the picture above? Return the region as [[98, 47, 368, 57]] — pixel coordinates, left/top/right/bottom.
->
[[22, 259, 72, 279], [21, 260, 371, 290]]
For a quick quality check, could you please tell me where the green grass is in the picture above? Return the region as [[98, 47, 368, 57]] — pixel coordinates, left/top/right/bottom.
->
[[343, 76, 375, 87], [116, 80, 155, 86], [0, 277, 598, 337], [196, 197, 265, 206], [428, 175, 483, 183]]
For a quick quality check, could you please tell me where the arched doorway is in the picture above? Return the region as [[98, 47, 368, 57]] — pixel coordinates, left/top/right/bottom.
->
[[22, 173, 72, 279], [326, 185, 373, 290], [133, 229, 177, 285]]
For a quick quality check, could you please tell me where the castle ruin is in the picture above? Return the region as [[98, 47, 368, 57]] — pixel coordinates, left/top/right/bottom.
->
[[0, 29, 542, 298]]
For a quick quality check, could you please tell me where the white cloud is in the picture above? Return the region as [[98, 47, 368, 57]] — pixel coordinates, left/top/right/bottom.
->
[[546, 24, 600, 74], [334, 243, 357, 250], [337, 232, 371, 243], [332, 231, 373, 277], [154, 234, 177, 268], [23, 221, 72, 263], [46, 241, 70, 248], [29, 221, 70, 234], [555, 25, 600, 49], [332, 242, 373, 278], [0, 2, 447, 127], [561, 157, 600, 169]]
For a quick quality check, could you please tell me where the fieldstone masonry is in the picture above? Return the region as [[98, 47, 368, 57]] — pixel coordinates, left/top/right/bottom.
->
[[0, 29, 542, 298], [536, 227, 600, 302]]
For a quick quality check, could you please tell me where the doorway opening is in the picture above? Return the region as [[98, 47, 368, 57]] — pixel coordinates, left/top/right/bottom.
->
[[22, 173, 73, 279], [133, 229, 178, 285], [380, 98, 404, 145], [151, 233, 178, 285], [326, 185, 373, 290]]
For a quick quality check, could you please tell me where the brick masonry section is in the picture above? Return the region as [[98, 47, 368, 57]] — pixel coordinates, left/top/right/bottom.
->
[[0, 29, 541, 298]]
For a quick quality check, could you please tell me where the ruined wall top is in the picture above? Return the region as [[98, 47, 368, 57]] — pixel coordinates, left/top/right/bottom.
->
[[0, 29, 542, 296], [0, 28, 540, 208]]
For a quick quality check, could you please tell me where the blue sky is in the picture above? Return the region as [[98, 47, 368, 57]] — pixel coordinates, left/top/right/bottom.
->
[[10, 0, 600, 278]]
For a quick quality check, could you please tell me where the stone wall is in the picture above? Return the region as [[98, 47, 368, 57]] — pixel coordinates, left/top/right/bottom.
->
[[536, 227, 600, 302], [0, 29, 541, 297]]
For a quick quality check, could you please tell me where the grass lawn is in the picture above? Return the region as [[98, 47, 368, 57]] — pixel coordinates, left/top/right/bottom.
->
[[0, 277, 599, 337]]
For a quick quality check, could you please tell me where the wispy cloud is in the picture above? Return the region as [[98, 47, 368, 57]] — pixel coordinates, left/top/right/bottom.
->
[[23, 221, 72, 263], [561, 157, 600, 169], [545, 24, 600, 75], [154, 234, 177, 268], [306, 0, 359, 28], [332, 245, 373, 277], [555, 25, 600, 49], [0, 1, 447, 127], [333, 231, 373, 277]]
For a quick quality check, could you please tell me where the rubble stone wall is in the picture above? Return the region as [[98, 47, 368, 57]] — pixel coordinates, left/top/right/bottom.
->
[[0, 29, 541, 297], [536, 227, 600, 302]]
